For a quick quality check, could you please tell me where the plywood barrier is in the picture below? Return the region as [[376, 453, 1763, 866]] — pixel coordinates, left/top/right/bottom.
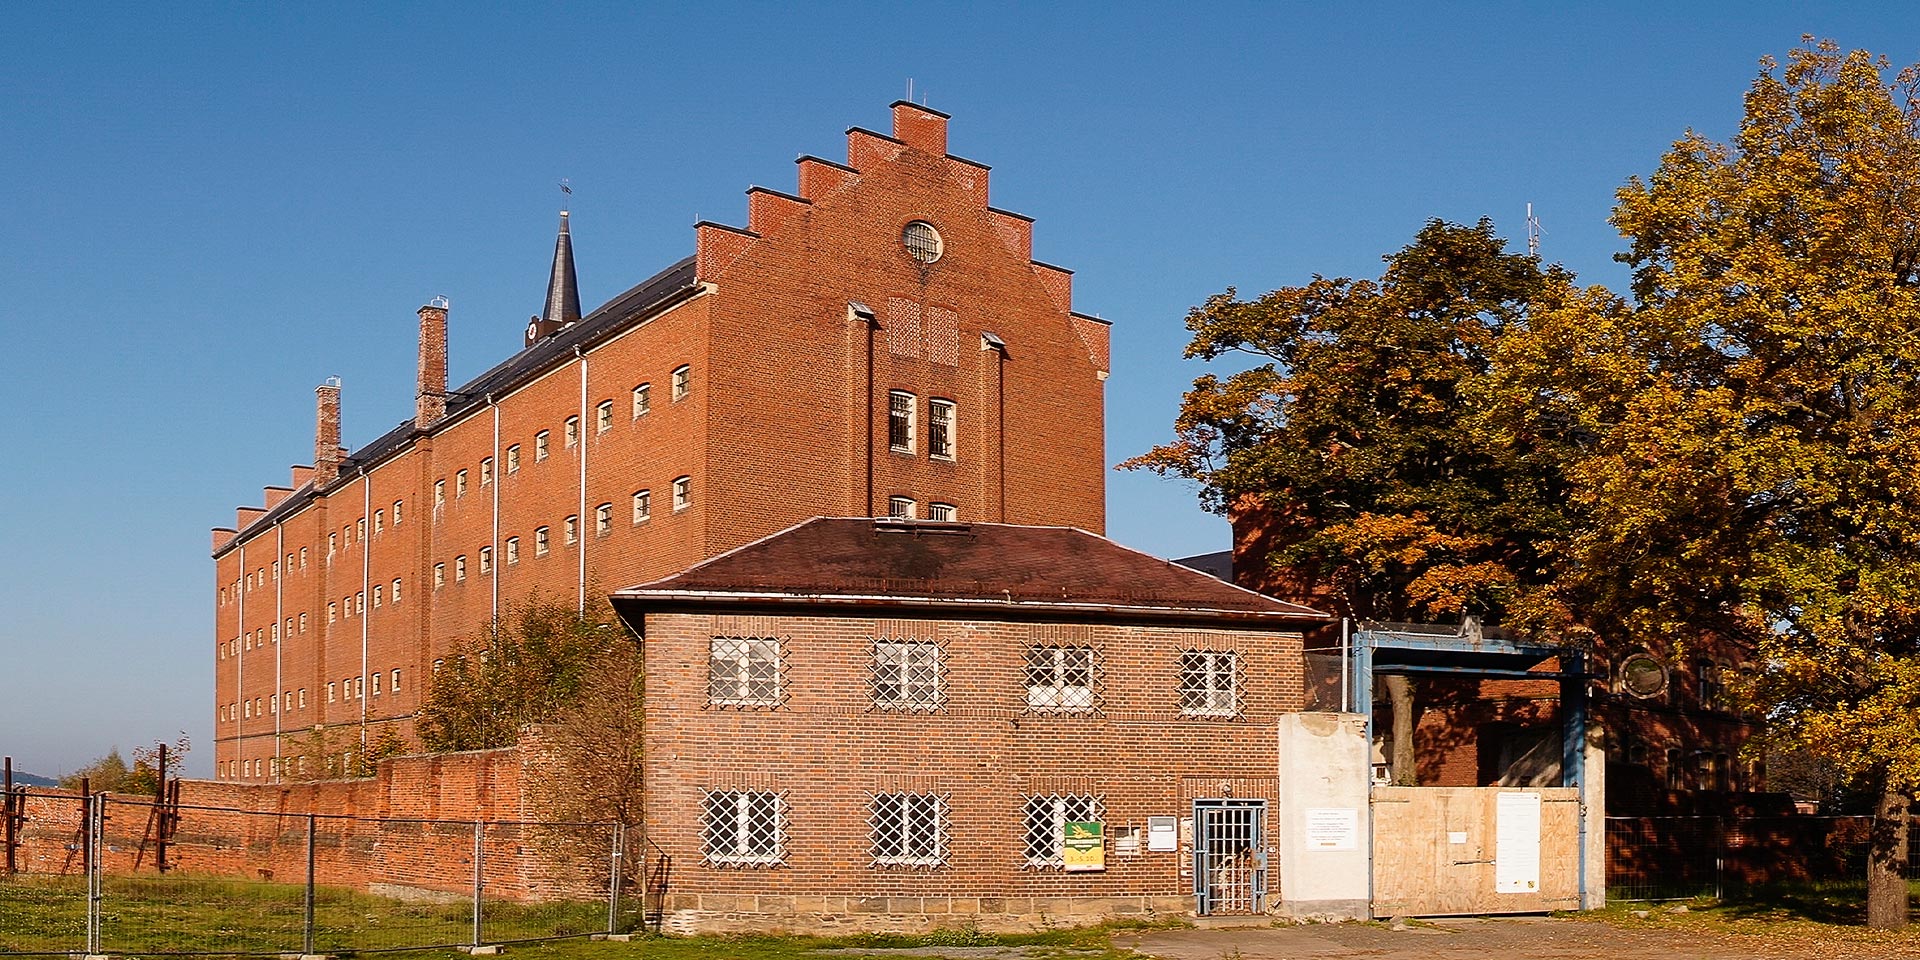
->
[[1371, 786, 1581, 916]]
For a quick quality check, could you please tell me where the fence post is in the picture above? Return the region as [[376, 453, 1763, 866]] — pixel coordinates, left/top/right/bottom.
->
[[304, 813, 317, 957], [607, 823, 623, 935], [471, 821, 484, 949], [86, 793, 101, 957]]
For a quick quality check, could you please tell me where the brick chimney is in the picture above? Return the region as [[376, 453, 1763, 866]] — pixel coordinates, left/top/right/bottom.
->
[[314, 379, 342, 486], [417, 299, 449, 429]]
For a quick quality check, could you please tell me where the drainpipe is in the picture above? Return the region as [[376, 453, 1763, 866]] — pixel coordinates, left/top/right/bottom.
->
[[360, 466, 371, 752], [490, 396, 500, 623], [273, 524, 283, 783], [576, 345, 588, 611]]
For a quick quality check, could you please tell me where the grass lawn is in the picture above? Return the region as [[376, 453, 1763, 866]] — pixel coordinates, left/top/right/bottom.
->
[[1594, 879, 1920, 950], [1, 874, 1158, 959]]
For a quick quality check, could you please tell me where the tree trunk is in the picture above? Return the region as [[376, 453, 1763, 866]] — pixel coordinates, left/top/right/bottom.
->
[[1867, 782, 1910, 930], [1385, 675, 1419, 786]]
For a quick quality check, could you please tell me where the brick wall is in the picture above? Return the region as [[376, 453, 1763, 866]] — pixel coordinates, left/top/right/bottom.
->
[[639, 610, 1304, 932]]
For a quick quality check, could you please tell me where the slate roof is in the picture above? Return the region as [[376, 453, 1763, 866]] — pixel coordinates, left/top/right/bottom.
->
[[216, 255, 699, 556], [611, 518, 1329, 625]]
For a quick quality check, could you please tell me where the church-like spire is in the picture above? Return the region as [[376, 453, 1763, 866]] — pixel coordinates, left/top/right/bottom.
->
[[527, 210, 582, 347]]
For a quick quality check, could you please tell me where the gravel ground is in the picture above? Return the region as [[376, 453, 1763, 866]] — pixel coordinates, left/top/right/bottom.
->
[[1113, 914, 1920, 960]]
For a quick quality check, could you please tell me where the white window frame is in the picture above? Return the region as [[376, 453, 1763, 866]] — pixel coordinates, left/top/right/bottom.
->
[[888, 390, 916, 453], [888, 496, 917, 520], [595, 502, 613, 536], [535, 526, 551, 556], [1179, 650, 1239, 717], [597, 399, 614, 433], [871, 638, 942, 711], [565, 416, 580, 448], [535, 430, 550, 461], [632, 383, 651, 418], [928, 398, 956, 460], [869, 792, 948, 868], [506, 537, 520, 565], [673, 476, 692, 511], [708, 636, 781, 707], [929, 502, 957, 522], [455, 555, 467, 582], [702, 790, 784, 867], [479, 546, 493, 574], [506, 444, 521, 474], [672, 364, 691, 401], [633, 489, 651, 524], [480, 457, 493, 486], [1025, 645, 1096, 712]]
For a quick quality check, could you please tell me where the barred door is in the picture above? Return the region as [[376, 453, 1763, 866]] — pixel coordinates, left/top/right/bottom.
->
[[1193, 799, 1266, 914]]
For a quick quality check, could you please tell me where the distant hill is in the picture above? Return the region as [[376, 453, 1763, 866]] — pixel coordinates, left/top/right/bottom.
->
[[6, 771, 57, 788]]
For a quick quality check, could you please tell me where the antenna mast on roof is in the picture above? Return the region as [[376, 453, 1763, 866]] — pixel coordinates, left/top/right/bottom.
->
[[1526, 202, 1541, 259]]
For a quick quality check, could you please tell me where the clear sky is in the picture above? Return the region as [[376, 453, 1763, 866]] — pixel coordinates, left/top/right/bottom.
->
[[2, 3, 1915, 778]]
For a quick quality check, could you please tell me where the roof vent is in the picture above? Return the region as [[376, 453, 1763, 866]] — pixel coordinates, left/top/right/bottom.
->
[[873, 518, 973, 536]]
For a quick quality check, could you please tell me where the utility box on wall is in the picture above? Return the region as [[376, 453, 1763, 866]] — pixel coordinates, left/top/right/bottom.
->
[[1274, 712, 1371, 919]]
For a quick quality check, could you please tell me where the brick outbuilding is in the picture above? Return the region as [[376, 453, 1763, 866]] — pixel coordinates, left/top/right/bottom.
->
[[610, 517, 1330, 932]]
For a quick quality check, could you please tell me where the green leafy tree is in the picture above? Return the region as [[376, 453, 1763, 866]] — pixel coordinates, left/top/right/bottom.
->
[[1515, 39, 1920, 928], [1126, 220, 1577, 781], [60, 748, 131, 792]]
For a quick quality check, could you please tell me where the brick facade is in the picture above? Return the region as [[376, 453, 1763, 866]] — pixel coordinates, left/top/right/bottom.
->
[[210, 102, 1111, 782]]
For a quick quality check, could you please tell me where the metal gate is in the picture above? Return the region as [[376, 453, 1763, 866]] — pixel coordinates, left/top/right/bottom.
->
[[1193, 799, 1266, 914]]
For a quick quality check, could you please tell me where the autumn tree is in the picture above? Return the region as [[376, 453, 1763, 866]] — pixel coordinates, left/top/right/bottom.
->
[[1519, 40, 1920, 928], [416, 594, 612, 752], [1126, 220, 1577, 781]]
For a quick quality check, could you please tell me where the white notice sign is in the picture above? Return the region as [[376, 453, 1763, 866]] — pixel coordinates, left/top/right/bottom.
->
[[1304, 807, 1359, 851], [1495, 792, 1542, 893]]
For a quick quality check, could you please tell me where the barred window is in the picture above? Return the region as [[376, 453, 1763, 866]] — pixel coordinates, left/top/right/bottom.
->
[[455, 555, 467, 582], [374, 510, 384, 534], [888, 496, 917, 520], [391, 578, 401, 603], [456, 469, 468, 498], [871, 639, 941, 710], [480, 457, 493, 486], [393, 499, 403, 524], [929, 399, 955, 460], [672, 364, 692, 401], [709, 636, 781, 706], [596, 502, 613, 536], [673, 476, 692, 511], [434, 480, 445, 509], [565, 416, 580, 447], [597, 400, 614, 433], [632, 383, 651, 418], [1179, 650, 1238, 716], [506, 537, 520, 565], [433, 564, 445, 589], [564, 516, 578, 545], [479, 546, 493, 575], [1025, 646, 1096, 712], [702, 790, 783, 866], [535, 526, 550, 556], [888, 391, 915, 452], [506, 444, 521, 474], [870, 792, 947, 867], [632, 489, 651, 524], [929, 502, 957, 522], [535, 430, 550, 461], [1022, 794, 1104, 868]]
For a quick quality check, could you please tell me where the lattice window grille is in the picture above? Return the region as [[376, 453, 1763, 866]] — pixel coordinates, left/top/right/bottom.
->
[[701, 790, 784, 867], [707, 636, 783, 708], [1022, 794, 1105, 869], [1025, 645, 1099, 713], [869, 792, 949, 868], [1179, 650, 1240, 717], [869, 637, 943, 712]]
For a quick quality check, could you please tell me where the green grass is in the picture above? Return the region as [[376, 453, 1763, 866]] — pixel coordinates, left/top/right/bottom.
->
[[1, 875, 1163, 959], [0, 874, 613, 956]]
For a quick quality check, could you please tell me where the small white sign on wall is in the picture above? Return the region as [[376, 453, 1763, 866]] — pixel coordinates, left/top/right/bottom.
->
[[1147, 816, 1178, 852], [1304, 807, 1360, 851]]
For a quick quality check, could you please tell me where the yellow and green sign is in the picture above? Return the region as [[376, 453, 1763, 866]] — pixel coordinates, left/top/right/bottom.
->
[[1063, 821, 1104, 872]]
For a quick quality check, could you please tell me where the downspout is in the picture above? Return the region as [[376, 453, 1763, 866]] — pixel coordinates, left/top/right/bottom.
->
[[235, 543, 244, 778], [273, 525, 284, 783], [360, 467, 371, 752], [576, 345, 588, 611], [865, 314, 875, 516], [490, 396, 500, 623]]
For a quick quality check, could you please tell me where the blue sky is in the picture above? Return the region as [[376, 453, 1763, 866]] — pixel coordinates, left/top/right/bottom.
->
[[2, 3, 1915, 777]]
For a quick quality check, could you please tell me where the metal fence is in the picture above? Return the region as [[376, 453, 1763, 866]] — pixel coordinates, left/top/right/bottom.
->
[[0, 790, 662, 956], [1607, 815, 1920, 901]]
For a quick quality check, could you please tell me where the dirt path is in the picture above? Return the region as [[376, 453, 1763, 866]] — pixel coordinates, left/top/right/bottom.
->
[[1116, 915, 1918, 960]]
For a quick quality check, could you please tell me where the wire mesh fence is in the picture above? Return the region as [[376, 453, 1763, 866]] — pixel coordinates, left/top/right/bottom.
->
[[1607, 815, 1920, 901], [0, 789, 636, 956]]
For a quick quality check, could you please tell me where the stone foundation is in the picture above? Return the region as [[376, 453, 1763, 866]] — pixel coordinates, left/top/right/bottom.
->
[[657, 893, 1196, 935]]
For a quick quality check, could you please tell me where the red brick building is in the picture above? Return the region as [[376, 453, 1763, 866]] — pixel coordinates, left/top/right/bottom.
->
[[210, 103, 1113, 781], [609, 517, 1329, 931]]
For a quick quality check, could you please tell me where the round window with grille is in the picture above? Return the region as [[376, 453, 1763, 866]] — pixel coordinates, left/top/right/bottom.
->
[[902, 221, 943, 263], [1620, 654, 1668, 698]]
